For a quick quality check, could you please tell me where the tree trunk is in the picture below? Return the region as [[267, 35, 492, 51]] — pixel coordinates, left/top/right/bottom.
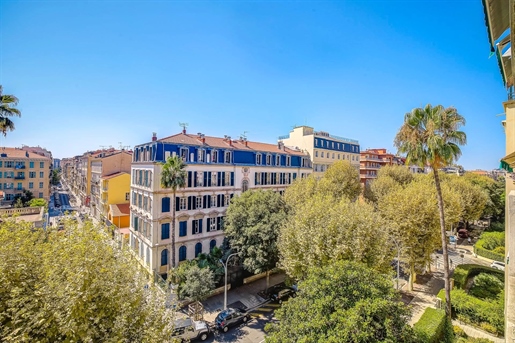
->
[[409, 263, 416, 291], [434, 169, 452, 317], [171, 189, 176, 269], [266, 269, 270, 292]]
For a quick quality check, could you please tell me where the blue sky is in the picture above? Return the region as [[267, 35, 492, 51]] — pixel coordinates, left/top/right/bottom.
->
[[0, 0, 507, 169]]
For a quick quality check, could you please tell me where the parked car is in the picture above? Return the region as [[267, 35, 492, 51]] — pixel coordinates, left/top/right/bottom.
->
[[214, 307, 250, 333], [490, 261, 505, 271], [171, 318, 210, 342], [457, 229, 469, 239], [269, 286, 296, 304]]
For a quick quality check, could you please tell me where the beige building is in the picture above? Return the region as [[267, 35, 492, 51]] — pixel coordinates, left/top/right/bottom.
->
[[482, 2, 515, 340], [0, 147, 51, 206], [279, 126, 360, 177]]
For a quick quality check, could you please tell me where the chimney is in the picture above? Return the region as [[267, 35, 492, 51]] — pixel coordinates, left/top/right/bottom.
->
[[197, 133, 205, 144], [182, 128, 187, 134], [152, 132, 157, 142], [278, 141, 284, 150]]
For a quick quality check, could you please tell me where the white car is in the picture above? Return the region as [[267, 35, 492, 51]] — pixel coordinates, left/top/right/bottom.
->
[[490, 261, 505, 271], [172, 318, 210, 342]]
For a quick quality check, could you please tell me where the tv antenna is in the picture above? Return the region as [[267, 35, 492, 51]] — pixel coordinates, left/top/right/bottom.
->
[[99, 145, 107, 150], [241, 131, 249, 140], [179, 122, 189, 131]]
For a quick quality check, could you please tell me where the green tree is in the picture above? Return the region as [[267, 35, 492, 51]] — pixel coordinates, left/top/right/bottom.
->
[[318, 160, 361, 201], [462, 173, 505, 222], [364, 165, 414, 204], [51, 169, 60, 185], [175, 262, 215, 302], [280, 194, 392, 280], [265, 261, 416, 343], [12, 189, 34, 207], [28, 198, 48, 212], [159, 155, 187, 268], [0, 85, 21, 136], [0, 219, 175, 342], [395, 104, 467, 316], [446, 176, 487, 230], [224, 190, 286, 290]]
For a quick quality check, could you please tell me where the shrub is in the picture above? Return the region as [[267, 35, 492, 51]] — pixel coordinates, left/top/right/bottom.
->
[[486, 221, 504, 232], [492, 246, 505, 255], [414, 308, 452, 343], [474, 246, 505, 262], [453, 325, 467, 338], [452, 264, 504, 289], [468, 273, 503, 299], [451, 289, 504, 335]]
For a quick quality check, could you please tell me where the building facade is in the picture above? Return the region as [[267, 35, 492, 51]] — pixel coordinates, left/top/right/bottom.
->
[[129, 131, 312, 277], [278, 126, 360, 177], [359, 148, 400, 185], [0, 147, 51, 205]]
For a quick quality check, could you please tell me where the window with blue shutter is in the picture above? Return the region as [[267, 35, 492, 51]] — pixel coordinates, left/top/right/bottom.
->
[[206, 218, 211, 232], [176, 197, 180, 211], [193, 171, 197, 187], [161, 249, 168, 266], [179, 221, 187, 237], [210, 239, 216, 251], [195, 242, 202, 257], [161, 223, 170, 240], [179, 246, 187, 261], [203, 195, 208, 209], [293, 173, 297, 180], [230, 172, 234, 186], [162, 197, 170, 213], [187, 171, 192, 188], [199, 219, 203, 233]]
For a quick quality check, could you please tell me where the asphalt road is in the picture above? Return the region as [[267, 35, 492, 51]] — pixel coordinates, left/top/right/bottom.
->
[[203, 302, 279, 343]]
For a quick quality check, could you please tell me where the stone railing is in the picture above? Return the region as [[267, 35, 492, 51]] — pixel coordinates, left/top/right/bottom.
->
[[0, 206, 43, 216]]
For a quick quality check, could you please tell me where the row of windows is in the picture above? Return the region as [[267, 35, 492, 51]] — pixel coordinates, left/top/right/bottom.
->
[[0, 161, 46, 168], [255, 153, 291, 166], [132, 215, 152, 240], [132, 192, 152, 212], [314, 139, 359, 152], [0, 171, 44, 178], [314, 150, 358, 161], [162, 194, 233, 213], [132, 169, 153, 188], [254, 172, 297, 186], [160, 239, 218, 265], [186, 171, 234, 188], [4, 192, 44, 200], [0, 182, 44, 190]]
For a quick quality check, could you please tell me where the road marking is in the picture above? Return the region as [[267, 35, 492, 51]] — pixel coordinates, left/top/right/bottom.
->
[[264, 303, 280, 308], [252, 307, 274, 312]]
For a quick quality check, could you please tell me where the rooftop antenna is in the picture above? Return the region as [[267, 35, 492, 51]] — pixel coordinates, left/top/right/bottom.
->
[[99, 145, 107, 150], [241, 131, 248, 140], [118, 142, 123, 149], [179, 122, 189, 133]]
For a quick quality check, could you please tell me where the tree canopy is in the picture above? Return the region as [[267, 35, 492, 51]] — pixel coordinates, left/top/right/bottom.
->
[[224, 189, 286, 288], [265, 261, 416, 343], [0, 85, 21, 136], [317, 160, 361, 201], [0, 219, 174, 342]]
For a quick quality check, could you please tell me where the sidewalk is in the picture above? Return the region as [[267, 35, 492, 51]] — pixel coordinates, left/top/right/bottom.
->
[[201, 273, 286, 322]]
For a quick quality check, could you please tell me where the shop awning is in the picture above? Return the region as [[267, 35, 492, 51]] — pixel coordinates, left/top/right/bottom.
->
[[500, 151, 515, 172], [483, 0, 510, 51]]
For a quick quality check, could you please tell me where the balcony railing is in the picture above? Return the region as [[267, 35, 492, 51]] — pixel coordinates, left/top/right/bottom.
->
[[15, 165, 26, 169], [14, 176, 25, 180]]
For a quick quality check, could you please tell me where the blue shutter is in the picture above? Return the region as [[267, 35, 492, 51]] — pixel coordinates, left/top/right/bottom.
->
[[221, 194, 225, 207], [199, 219, 203, 233], [161, 249, 168, 266], [162, 197, 170, 213], [175, 197, 180, 211], [161, 223, 170, 240], [207, 195, 211, 208], [192, 220, 196, 235], [293, 173, 297, 180], [230, 172, 234, 186], [203, 172, 208, 187], [194, 171, 197, 187], [210, 239, 216, 251], [195, 243, 202, 257], [206, 218, 211, 232], [217, 194, 221, 207], [188, 171, 192, 188], [179, 246, 186, 261], [188, 196, 192, 210], [203, 195, 208, 209], [179, 221, 187, 236], [254, 173, 257, 185]]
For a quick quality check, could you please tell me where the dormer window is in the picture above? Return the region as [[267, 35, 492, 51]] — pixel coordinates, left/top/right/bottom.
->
[[212, 150, 218, 163], [256, 154, 262, 165], [266, 154, 272, 165], [286, 156, 291, 166], [224, 151, 232, 164], [275, 155, 280, 166], [180, 148, 189, 162], [198, 149, 206, 163]]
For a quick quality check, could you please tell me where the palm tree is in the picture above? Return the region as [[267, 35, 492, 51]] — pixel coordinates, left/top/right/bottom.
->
[[0, 86, 21, 136], [159, 155, 187, 269], [394, 104, 466, 317]]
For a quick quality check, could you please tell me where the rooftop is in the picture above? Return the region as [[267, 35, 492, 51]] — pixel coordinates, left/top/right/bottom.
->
[[0, 147, 51, 160]]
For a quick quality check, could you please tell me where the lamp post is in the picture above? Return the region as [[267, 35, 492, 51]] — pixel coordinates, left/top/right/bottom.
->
[[220, 252, 239, 310]]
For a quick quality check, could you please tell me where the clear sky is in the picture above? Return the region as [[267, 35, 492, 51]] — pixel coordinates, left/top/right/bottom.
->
[[0, 0, 507, 169]]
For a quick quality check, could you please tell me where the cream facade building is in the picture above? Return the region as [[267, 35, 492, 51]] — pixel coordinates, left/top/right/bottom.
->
[[278, 126, 360, 177]]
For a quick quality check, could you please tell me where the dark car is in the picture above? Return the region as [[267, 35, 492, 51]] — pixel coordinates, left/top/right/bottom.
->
[[269, 287, 296, 304], [214, 307, 249, 333], [457, 229, 469, 239]]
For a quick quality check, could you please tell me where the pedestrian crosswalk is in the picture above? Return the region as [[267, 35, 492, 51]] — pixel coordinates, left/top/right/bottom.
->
[[249, 302, 280, 318]]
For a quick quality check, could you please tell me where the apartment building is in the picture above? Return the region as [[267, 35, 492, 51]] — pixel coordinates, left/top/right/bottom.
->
[[359, 148, 401, 185], [130, 131, 311, 277], [278, 126, 360, 177], [482, 2, 515, 339], [0, 147, 51, 205]]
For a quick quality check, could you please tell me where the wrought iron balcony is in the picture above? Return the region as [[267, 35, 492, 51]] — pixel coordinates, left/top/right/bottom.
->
[[14, 176, 25, 180]]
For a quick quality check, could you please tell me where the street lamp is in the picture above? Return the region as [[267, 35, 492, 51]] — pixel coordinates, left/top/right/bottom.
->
[[220, 252, 239, 310]]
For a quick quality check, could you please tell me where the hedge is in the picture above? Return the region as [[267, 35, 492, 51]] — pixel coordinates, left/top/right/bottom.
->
[[452, 264, 504, 290], [473, 246, 504, 262], [413, 308, 452, 343]]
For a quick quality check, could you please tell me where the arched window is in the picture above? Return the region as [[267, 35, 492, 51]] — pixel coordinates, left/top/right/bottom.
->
[[179, 246, 187, 262], [161, 249, 168, 266], [242, 180, 249, 193], [210, 239, 217, 251], [195, 242, 202, 258]]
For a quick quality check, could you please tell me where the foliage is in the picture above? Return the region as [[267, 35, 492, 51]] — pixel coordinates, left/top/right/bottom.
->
[[283, 174, 318, 212], [394, 103, 467, 317], [196, 246, 225, 285], [159, 155, 187, 267], [486, 221, 504, 232], [28, 198, 48, 211], [413, 308, 452, 343], [280, 193, 393, 280], [462, 173, 505, 222], [0, 85, 21, 136], [469, 273, 503, 300], [318, 160, 361, 201], [475, 232, 505, 261], [448, 289, 504, 336], [452, 264, 504, 290], [364, 165, 414, 204], [378, 178, 442, 289], [444, 176, 487, 227], [225, 190, 286, 287], [12, 189, 34, 207], [265, 261, 416, 343], [51, 169, 60, 185], [453, 325, 467, 339], [0, 219, 175, 342], [174, 262, 215, 302]]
